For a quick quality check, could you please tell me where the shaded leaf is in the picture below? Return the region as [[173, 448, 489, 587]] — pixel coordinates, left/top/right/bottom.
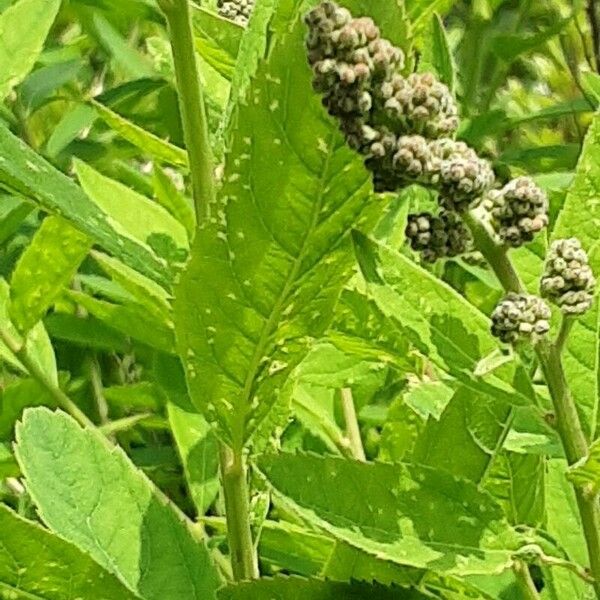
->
[[259, 453, 521, 576], [0, 504, 140, 600]]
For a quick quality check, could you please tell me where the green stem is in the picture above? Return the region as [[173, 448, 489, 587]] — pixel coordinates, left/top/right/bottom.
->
[[514, 561, 541, 600], [0, 327, 93, 430], [158, 0, 215, 224], [464, 213, 600, 598], [555, 316, 574, 356], [340, 388, 366, 461], [219, 445, 259, 581], [463, 212, 524, 293]]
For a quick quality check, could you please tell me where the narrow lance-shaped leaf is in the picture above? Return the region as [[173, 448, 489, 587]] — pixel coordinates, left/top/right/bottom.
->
[[14, 407, 220, 600], [0, 0, 61, 100], [431, 13, 455, 92], [0, 504, 140, 600], [91, 99, 189, 167], [259, 453, 522, 576], [551, 114, 600, 440], [174, 15, 380, 449], [10, 216, 92, 333], [0, 124, 173, 287]]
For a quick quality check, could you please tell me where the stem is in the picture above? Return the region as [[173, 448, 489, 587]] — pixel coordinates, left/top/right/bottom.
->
[[219, 445, 259, 581], [0, 327, 93, 429], [463, 212, 524, 293], [340, 388, 366, 461], [555, 316, 574, 356], [158, 0, 215, 224], [464, 214, 600, 598], [514, 561, 541, 600], [87, 355, 109, 425]]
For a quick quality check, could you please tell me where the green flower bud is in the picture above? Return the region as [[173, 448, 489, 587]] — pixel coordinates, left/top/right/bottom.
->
[[541, 238, 596, 315], [484, 177, 548, 247], [491, 293, 551, 344]]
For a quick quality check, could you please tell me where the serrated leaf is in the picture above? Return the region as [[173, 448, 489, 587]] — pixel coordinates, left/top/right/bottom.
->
[[175, 17, 379, 449], [9, 216, 92, 333], [259, 453, 521, 576], [74, 159, 189, 253], [192, 4, 243, 79], [14, 407, 220, 600], [0, 124, 172, 287], [91, 99, 189, 167], [218, 576, 429, 600], [168, 402, 220, 515], [412, 386, 512, 482], [0, 504, 140, 600], [0, 0, 60, 101], [552, 115, 600, 440]]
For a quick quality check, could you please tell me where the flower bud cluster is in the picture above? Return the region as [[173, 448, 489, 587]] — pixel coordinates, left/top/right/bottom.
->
[[491, 292, 551, 344], [218, 0, 254, 25], [405, 211, 472, 263], [483, 177, 549, 247], [541, 238, 596, 315]]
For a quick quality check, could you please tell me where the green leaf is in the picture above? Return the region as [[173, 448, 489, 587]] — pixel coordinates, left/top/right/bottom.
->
[[0, 0, 60, 101], [91, 250, 173, 324], [174, 17, 378, 449], [192, 5, 243, 80], [218, 576, 430, 600], [431, 13, 455, 92], [74, 159, 189, 253], [0, 124, 172, 287], [259, 453, 521, 576], [552, 114, 600, 440], [9, 216, 92, 333], [91, 99, 189, 167], [91, 12, 155, 78], [14, 407, 221, 600], [569, 438, 600, 495], [412, 386, 511, 482], [0, 278, 57, 384], [44, 313, 130, 352], [153, 167, 196, 240], [352, 232, 535, 407], [0, 194, 33, 244], [67, 290, 176, 353], [168, 402, 220, 515], [545, 459, 591, 599], [0, 378, 54, 440], [0, 504, 140, 600]]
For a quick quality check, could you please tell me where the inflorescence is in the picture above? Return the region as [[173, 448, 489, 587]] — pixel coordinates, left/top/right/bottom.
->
[[305, 1, 596, 341], [218, 0, 254, 25]]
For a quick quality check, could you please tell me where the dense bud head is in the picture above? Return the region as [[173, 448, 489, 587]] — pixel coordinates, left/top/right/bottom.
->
[[484, 177, 548, 247], [541, 238, 596, 315], [428, 139, 495, 212], [218, 0, 254, 25], [491, 292, 551, 344], [405, 210, 472, 263], [377, 72, 459, 138]]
